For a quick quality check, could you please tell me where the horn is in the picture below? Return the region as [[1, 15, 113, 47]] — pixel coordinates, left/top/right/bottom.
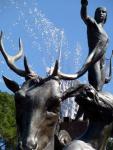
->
[[0, 31, 36, 78], [51, 60, 59, 76], [24, 56, 32, 74], [58, 41, 107, 80]]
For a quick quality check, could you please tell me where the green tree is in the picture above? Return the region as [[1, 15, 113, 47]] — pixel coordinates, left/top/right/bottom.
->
[[0, 92, 17, 149]]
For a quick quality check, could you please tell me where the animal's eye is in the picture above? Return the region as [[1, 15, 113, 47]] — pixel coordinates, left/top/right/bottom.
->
[[15, 90, 25, 99], [15, 91, 27, 105], [47, 122, 55, 127], [46, 111, 58, 127], [46, 98, 60, 113]]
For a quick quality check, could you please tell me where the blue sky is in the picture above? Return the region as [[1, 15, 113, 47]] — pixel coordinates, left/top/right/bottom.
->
[[0, 0, 113, 93]]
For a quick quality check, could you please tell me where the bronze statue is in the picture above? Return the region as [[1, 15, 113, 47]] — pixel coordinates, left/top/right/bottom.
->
[[57, 0, 112, 92], [62, 83, 113, 149], [0, 1, 113, 149], [81, 0, 109, 91], [0, 32, 103, 150]]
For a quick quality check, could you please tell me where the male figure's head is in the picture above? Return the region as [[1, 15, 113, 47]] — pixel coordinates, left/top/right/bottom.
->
[[94, 7, 107, 24]]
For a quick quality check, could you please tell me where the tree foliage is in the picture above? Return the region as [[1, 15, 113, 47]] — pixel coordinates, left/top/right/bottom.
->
[[0, 92, 17, 148]]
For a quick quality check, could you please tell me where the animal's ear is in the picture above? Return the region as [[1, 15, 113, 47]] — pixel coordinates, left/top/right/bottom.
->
[[3, 76, 20, 93]]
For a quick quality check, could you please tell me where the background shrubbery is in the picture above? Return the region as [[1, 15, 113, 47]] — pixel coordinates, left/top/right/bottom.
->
[[0, 92, 17, 149]]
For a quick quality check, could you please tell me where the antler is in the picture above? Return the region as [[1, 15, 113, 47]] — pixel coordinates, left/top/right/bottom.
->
[[58, 41, 107, 80], [0, 31, 35, 78]]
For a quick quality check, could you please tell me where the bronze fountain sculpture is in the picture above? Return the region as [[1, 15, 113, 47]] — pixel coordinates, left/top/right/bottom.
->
[[0, 0, 113, 150]]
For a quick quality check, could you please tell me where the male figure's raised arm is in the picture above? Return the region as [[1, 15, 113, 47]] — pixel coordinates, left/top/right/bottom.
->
[[81, 0, 89, 23]]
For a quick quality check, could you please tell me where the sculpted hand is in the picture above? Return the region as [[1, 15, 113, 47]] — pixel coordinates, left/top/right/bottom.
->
[[58, 130, 71, 146], [81, 0, 88, 6]]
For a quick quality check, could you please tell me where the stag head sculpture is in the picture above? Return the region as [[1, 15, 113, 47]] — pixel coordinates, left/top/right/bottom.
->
[[0, 31, 62, 150]]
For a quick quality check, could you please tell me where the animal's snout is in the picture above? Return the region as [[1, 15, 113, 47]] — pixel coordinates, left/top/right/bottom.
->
[[23, 137, 37, 150]]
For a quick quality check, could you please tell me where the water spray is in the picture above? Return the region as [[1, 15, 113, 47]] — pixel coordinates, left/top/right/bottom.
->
[[58, 30, 64, 70]]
